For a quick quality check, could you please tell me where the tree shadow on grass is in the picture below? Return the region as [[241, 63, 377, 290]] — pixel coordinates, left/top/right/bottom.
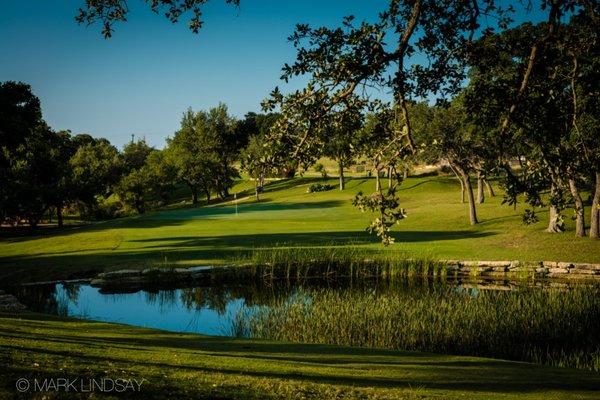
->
[[0, 230, 496, 284], [145, 200, 346, 220], [3, 314, 600, 395], [127, 230, 494, 249]]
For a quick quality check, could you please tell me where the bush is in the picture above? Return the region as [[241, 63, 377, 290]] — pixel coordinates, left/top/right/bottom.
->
[[439, 165, 454, 174], [314, 163, 328, 178], [307, 183, 334, 193]]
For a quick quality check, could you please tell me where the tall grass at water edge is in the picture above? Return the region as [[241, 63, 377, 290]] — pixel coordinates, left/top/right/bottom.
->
[[247, 246, 445, 280], [234, 284, 600, 371]]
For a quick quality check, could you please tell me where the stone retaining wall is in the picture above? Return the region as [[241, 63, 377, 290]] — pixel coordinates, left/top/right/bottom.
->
[[440, 260, 600, 279], [87, 260, 600, 292], [0, 290, 27, 311]]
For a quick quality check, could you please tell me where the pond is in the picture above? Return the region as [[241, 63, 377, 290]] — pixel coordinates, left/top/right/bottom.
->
[[9, 278, 600, 371], [10, 278, 516, 336]]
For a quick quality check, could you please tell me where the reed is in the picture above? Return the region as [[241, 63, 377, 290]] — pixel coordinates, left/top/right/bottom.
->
[[236, 284, 600, 371], [248, 245, 443, 280]]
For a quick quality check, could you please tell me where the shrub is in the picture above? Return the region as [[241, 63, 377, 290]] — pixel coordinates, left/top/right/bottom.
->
[[314, 163, 328, 178], [307, 183, 334, 193]]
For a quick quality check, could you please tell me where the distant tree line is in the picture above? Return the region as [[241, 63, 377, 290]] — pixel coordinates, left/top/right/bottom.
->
[[0, 82, 280, 227]]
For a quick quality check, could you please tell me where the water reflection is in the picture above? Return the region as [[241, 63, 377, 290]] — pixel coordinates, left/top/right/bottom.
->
[[9, 277, 588, 337]]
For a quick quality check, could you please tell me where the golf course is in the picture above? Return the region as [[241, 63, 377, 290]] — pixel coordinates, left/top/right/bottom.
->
[[3, 0, 600, 398], [2, 175, 599, 284]]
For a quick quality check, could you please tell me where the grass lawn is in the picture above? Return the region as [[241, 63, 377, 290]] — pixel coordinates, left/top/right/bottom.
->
[[1, 312, 599, 399], [1, 175, 599, 283]]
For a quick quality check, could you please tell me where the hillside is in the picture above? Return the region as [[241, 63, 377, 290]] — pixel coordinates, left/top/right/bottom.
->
[[1, 175, 599, 284]]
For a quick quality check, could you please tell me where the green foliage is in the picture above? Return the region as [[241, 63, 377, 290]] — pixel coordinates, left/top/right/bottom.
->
[[122, 138, 154, 174], [313, 163, 327, 178], [306, 183, 333, 193], [116, 168, 151, 214], [76, 0, 240, 38], [352, 188, 406, 246], [70, 139, 123, 218], [168, 104, 240, 203], [144, 150, 178, 206]]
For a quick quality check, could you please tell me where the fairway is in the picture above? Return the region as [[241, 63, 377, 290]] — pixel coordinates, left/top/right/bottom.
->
[[1, 175, 599, 284]]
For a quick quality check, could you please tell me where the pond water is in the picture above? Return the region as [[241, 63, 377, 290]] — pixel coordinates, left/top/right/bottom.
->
[[9, 278, 600, 370], [7, 278, 569, 337], [13, 283, 264, 336]]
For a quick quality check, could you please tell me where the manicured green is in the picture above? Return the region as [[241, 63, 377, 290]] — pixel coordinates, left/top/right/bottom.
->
[[1, 312, 599, 399], [1, 175, 599, 283]]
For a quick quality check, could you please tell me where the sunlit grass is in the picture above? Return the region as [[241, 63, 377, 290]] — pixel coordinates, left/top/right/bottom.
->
[[1, 175, 599, 284]]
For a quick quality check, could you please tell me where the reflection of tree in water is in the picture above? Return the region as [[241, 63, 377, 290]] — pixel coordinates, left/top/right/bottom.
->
[[180, 286, 234, 315], [62, 283, 81, 303], [11, 284, 59, 314], [144, 289, 178, 313], [11, 283, 82, 316]]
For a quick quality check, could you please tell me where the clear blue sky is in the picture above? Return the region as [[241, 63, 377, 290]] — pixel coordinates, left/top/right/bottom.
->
[[1, 1, 544, 149], [0, 0, 388, 148]]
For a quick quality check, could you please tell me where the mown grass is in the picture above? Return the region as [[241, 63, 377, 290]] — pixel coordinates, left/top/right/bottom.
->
[[237, 283, 600, 371], [2, 312, 600, 399], [1, 175, 599, 284]]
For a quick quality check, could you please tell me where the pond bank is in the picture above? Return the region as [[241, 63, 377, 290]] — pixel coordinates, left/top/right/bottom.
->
[[81, 259, 600, 292]]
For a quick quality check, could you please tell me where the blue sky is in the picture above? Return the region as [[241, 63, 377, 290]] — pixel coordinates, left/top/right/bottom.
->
[[0, 0, 389, 148], [1, 1, 545, 149]]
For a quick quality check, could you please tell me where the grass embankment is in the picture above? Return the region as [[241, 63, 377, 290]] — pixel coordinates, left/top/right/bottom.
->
[[1, 176, 599, 283], [1, 313, 600, 400]]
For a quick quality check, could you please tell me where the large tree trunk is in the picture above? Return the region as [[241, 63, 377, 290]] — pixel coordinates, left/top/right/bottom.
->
[[388, 166, 393, 188], [254, 179, 260, 202], [338, 160, 345, 190], [568, 178, 585, 237], [484, 179, 495, 197], [375, 169, 381, 192], [477, 171, 485, 204], [191, 187, 198, 205], [56, 204, 64, 228], [547, 183, 564, 233], [403, 166, 409, 180], [590, 172, 600, 239], [456, 165, 478, 225], [449, 164, 465, 203]]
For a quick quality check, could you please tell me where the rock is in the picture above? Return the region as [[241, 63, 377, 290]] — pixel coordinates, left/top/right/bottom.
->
[[571, 263, 600, 271], [569, 269, 598, 275], [479, 261, 511, 268], [0, 294, 26, 311], [548, 268, 569, 274], [557, 262, 574, 269], [460, 261, 479, 267], [98, 269, 142, 279]]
